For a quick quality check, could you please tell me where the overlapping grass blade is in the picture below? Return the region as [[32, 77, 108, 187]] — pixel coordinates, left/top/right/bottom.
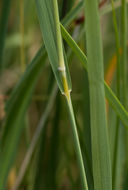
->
[[60, 24, 128, 129], [35, 0, 71, 94], [0, 47, 46, 190], [84, 1, 112, 190]]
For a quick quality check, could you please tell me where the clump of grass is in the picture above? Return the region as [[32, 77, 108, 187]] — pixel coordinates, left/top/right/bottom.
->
[[0, 0, 128, 189]]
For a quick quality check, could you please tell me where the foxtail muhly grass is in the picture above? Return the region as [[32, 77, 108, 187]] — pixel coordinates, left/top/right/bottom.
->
[[84, 0, 112, 190]]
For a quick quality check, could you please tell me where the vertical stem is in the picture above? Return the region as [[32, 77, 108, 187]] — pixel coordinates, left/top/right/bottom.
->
[[66, 97, 88, 190], [53, 0, 88, 189], [84, 1, 112, 190], [53, 0, 70, 99], [20, 0, 25, 72], [0, 0, 11, 71]]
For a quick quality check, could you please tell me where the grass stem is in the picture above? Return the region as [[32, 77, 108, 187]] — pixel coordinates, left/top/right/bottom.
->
[[53, 0, 88, 189]]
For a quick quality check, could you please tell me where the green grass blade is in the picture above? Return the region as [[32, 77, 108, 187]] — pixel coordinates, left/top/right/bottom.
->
[[0, 47, 46, 190], [61, 24, 87, 67], [60, 24, 128, 129], [84, 1, 112, 190], [0, 0, 11, 71]]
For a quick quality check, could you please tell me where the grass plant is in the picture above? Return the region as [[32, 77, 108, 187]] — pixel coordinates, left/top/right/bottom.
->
[[0, 0, 128, 189]]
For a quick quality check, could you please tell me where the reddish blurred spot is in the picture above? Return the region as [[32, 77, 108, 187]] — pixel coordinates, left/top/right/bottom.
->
[[99, 0, 107, 8], [105, 48, 122, 115]]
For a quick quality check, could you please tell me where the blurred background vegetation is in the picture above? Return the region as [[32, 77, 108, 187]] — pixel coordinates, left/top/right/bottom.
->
[[0, 0, 128, 189]]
